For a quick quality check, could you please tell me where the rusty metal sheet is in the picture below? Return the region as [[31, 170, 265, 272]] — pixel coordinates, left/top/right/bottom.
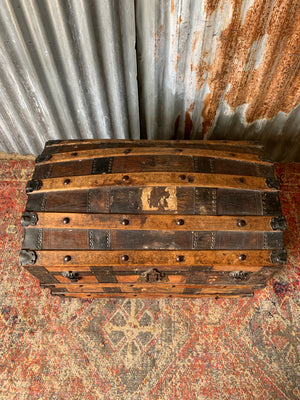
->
[[135, 0, 300, 161]]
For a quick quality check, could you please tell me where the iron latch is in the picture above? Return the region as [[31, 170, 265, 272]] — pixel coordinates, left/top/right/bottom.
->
[[138, 268, 169, 283]]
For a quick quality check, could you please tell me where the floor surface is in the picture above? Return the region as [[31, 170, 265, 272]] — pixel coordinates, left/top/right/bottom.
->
[[0, 159, 299, 400]]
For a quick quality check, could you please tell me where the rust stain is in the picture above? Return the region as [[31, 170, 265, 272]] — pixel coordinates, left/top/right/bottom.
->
[[141, 187, 177, 211], [192, 31, 200, 53], [191, 53, 209, 91], [177, 16, 182, 24], [202, 92, 213, 137], [153, 31, 161, 59], [200, 0, 300, 135], [204, 0, 221, 17], [175, 53, 182, 72], [187, 103, 195, 113], [171, 0, 175, 15], [172, 115, 181, 139], [184, 112, 193, 140]]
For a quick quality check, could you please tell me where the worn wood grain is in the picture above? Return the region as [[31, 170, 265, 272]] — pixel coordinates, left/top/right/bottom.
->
[[33, 213, 276, 231], [39, 147, 269, 165], [52, 292, 254, 298], [37, 172, 273, 192], [34, 250, 274, 267]]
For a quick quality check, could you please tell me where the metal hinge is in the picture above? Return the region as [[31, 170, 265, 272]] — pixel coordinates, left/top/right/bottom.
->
[[270, 250, 287, 264], [270, 216, 287, 231], [45, 140, 62, 146], [266, 178, 281, 190], [21, 212, 38, 227], [35, 153, 52, 163], [26, 180, 43, 193], [19, 250, 37, 265]]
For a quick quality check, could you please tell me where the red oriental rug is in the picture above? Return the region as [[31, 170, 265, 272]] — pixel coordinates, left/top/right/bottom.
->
[[0, 158, 299, 400]]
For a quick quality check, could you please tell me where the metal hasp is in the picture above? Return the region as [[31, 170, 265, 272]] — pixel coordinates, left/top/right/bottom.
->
[[271, 216, 287, 231], [21, 212, 38, 227], [26, 180, 43, 193], [62, 271, 79, 282], [270, 250, 288, 264], [138, 268, 169, 283], [19, 250, 37, 265]]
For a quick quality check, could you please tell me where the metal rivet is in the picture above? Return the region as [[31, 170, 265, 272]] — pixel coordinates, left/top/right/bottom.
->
[[63, 179, 71, 185], [176, 219, 184, 225], [64, 255, 71, 262], [71, 152, 78, 156], [179, 175, 186, 181], [188, 175, 194, 182], [171, 285, 176, 288], [237, 219, 246, 227], [237, 177, 244, 184], [239, 254, 246, 261], [176, 255, 185, 262], [63, 217, 70, 224], [121, 255, 129, 261], [121, 219, 129, 226], [122, 175, 129, 181]]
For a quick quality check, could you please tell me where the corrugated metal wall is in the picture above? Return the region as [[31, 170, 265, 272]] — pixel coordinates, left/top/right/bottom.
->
[[1, 0, 299, 160]]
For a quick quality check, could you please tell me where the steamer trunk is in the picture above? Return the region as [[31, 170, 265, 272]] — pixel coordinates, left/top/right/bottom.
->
[[20, 140, 287, 298]]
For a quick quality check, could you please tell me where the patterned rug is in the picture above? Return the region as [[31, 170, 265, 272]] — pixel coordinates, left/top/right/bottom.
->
[[0, 158, 299, 400]]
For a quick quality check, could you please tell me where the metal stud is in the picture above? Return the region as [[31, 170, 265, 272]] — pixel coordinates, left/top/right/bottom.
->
[[121, 219, 129, 226], [63, 217, 70, 224], [122, 175, 129, 181], [63, 179, 71, 185], [176, 219, 184, 225], [176, 255, 185, 262], [121, 255, 129, 261], [239, 254, 246, 261], [237, 219, 246, 227], [179, 175, 186, 181], [64, 255, 71, 262]]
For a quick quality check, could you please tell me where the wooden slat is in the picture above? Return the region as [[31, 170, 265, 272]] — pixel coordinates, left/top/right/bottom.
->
[[45, 139, 264, 148], [34, 250, 274, 267], [32, 156, 274, 179], [34, 213, 275, 231], [39, 147, 269, 164], [54, 292, 254, 298], [25, 188, 281, 216], [47, 283, 259, 293], [44, 264, 267, 273], [37, 172, 272, 192]]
